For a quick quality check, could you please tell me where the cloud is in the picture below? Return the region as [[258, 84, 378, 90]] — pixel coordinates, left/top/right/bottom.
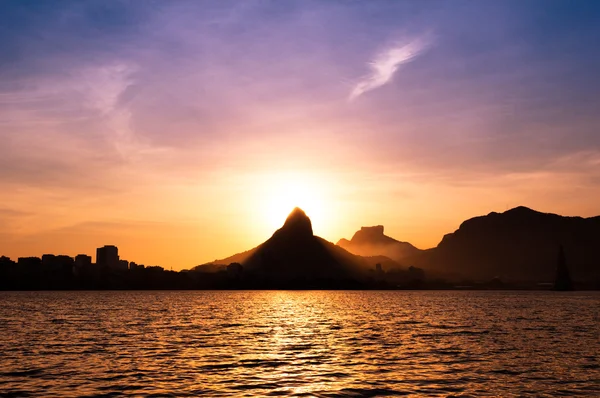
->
[[349, 37, 431, 100]]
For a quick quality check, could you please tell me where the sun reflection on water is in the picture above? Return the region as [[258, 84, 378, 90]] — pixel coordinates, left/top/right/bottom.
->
[[0, 291, 598, 397]]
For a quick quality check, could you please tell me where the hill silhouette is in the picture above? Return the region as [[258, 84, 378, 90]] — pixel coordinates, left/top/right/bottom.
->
[[195, 205, 600, 286], [406, 206, 600, 282], [337, 225, 421, 263], [193, 208, 407, 286], [243, 208, 365, 281]]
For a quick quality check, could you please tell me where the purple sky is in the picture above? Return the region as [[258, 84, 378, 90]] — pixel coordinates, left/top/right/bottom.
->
[[1, 1, 600, 269]]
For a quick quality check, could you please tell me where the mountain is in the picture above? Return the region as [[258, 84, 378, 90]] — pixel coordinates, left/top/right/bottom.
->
[[194, 208, 399, 284], [197, 205, 600, 285], [242, 207, 366, 281], [337, 225, 422, 263], [409, 206, 600, 282]]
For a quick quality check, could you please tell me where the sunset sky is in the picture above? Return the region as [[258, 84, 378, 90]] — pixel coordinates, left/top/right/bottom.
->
[[2, 1, 600, 270]]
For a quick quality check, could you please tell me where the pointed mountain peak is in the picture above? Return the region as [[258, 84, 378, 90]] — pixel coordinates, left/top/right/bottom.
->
[[279, 207, 313, 236], [287, 207, 307, 220]]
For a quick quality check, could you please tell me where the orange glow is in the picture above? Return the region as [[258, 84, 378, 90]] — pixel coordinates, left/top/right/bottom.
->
[[259, 172, 331, 233]]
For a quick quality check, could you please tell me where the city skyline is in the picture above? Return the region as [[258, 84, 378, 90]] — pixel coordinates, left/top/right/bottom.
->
[[2, 1, 600, 270], [2, 244, 161, 272]]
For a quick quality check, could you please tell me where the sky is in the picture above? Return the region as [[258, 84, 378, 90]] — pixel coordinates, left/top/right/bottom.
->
[[1, 0, 600, 270]]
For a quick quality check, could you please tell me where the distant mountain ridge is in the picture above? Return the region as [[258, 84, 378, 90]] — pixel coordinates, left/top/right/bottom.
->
[[198, 206, 600, 284], [337, 225, 422, 263], [410, 206, 600, 281]]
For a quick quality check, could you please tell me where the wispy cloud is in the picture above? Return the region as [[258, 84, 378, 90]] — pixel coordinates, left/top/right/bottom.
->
[[349, 37, 432, 100]]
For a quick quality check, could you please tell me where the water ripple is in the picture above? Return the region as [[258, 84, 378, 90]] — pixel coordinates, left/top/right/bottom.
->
[[0, 291, 598, 397]]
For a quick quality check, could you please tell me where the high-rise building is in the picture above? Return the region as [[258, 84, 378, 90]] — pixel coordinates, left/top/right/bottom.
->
[[96, 245, 119, 269], [75, 254, 92, 268], [41, 254, 56, 266], [17, 257, 41, 269], [117, 259, 129, 271]]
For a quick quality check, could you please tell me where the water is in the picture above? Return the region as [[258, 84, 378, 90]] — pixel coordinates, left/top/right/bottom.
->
[[0, 291, 598, 397]]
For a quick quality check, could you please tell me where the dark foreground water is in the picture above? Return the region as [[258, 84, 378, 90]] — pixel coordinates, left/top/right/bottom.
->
[[0, 291, 598, 397]]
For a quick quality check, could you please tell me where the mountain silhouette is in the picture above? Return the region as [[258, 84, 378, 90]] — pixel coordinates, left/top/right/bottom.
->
[[337, 225, 421, 263], [407, 206, 600, 282], [194, 208, 397, 285], [242, 208, 365, 281], [195, 205, 600, 286]]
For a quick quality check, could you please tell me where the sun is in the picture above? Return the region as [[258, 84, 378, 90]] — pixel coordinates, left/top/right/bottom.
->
[[259, 172, 329, 233]]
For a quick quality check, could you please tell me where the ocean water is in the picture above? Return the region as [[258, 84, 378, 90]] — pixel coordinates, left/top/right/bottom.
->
[[0, 291, 598, 397]]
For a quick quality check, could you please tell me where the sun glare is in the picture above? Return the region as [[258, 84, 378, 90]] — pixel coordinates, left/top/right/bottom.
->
[[260, 173, 330, 233]]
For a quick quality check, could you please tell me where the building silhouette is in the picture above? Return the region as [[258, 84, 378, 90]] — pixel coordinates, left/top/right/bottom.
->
[[96, 245, 119, 269], [75, 254, 92, 269], [129, 262, 145, 271], [0, 256, 14, 267], [375, 263, 384, 281], [118, 259, 129, 271], [18, 257, 42, 268]]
